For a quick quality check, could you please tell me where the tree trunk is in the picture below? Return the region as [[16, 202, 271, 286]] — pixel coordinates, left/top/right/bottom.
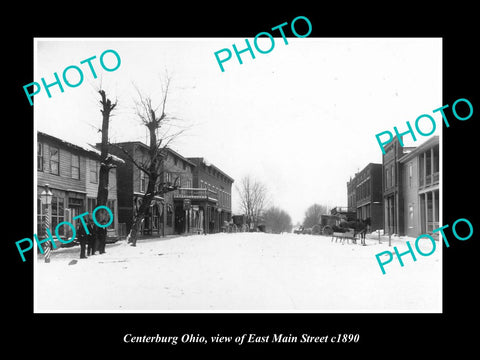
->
[[96, 90, 116, 253], [127, 176, 157, 246], [97, 109, 110, 208], [127, 126, 159, 246]]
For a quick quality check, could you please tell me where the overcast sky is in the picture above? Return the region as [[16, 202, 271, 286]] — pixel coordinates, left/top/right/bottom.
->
[[34, 38, 442, 224]]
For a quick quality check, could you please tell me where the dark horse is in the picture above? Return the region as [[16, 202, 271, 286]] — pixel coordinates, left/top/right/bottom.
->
[[354, 218, 370, 245]]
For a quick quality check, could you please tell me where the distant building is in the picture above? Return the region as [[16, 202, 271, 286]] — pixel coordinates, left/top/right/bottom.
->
[[347, 163, 383, 231], [37, 132, 120, 243]]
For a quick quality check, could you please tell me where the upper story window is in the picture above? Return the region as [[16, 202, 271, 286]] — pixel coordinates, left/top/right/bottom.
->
[[37, 143, 44, 171], [408, 163, 413, 188], [90, 160, 98, 183], [165, 172, 172, 184], [50, 146, 59, 175], [385, 168, 390, 189], [71, 154, 80, 179], [140, 170, 147, 192]]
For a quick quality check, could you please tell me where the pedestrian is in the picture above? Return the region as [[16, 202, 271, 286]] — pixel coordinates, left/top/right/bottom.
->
[[87, 217, 97, 255], [359, 219, 367, 246], [97, 220, 107, 254], [77, 221, 88, 259]]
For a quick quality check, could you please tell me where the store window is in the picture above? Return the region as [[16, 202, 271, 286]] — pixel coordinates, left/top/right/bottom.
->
[[51, 196, 65, 236]]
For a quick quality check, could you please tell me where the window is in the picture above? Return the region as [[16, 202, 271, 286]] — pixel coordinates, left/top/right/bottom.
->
[[71, 154, 80, 179], [50, 146, 59, 175], [90, 160, 98, 183], [87, 197, 97, 213], [390, 165, 395, 187], [37, 143, 44, 171], [408, 163, 413, 188], [140, 171, 146, 192], [165, 172, 172, 184], [385, 168, 390, 189], [51, 196, 65, 236]]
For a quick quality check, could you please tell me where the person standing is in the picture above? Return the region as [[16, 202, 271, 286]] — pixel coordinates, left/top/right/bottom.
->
[[87, 217, 97, 256], [77, 221, 88, 259], [97, 220, 107, 254]]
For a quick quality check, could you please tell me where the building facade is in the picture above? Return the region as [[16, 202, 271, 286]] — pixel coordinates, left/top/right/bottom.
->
[[399, 136, 439, 237], [162, 148, 197, 235], [107, 142, 172, 236], [382, 136, 416, 235], [186, 157, 234, 233], [37, 132, 119, 243], [347, 163, 383, 231]]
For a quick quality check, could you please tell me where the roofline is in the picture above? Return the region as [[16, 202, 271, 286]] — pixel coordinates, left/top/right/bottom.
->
[[187, 157, 234, 182], [38, 131, 123, 163], [108, 141, 197, 167], [398, 136, 439, 163]]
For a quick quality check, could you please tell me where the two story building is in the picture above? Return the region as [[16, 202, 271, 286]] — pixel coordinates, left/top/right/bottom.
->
[[399, 136, 439, 237], [185, 157, 234, 233], [382, 136, 416, 235], [37, 132, 120, 244], [107, 142, 199, 236]]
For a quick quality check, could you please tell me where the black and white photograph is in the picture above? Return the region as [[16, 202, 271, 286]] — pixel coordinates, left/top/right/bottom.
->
[[33, 37, 442, 312], [6, 7, 479, 355]]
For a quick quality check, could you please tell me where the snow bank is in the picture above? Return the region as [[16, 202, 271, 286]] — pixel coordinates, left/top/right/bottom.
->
[[35, 232, 442, 313]]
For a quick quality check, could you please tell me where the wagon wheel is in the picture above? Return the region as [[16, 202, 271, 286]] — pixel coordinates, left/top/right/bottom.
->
[[311, 225, 321, 235], [323, 226, 333, 235]]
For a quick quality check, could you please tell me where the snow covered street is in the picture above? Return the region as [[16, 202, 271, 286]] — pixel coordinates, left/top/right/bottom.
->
[[35, 232, 442, 312]]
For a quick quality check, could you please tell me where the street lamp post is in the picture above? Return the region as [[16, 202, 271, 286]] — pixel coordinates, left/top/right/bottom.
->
[[40, 184, 53, 263]]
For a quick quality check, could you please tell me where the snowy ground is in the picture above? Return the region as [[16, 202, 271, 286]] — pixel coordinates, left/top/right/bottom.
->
[[34, 232, 442, 313]]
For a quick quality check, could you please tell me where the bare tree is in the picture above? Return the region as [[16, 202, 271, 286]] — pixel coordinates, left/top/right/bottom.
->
[[96, 90, 117, 206], [113, 77, 185, 246], [95, 90, 117, 253], [236, 176, 268, 230], [303, 203, 329, 228]]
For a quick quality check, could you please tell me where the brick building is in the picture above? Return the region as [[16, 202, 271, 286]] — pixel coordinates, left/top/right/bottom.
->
[[107, 142, 196, 236], [347, 163, 383, 231]]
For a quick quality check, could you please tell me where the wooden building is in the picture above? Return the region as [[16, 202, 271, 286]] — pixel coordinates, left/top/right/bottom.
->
[[37, 132, 120, 243], [399, 136, 439, 237]]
